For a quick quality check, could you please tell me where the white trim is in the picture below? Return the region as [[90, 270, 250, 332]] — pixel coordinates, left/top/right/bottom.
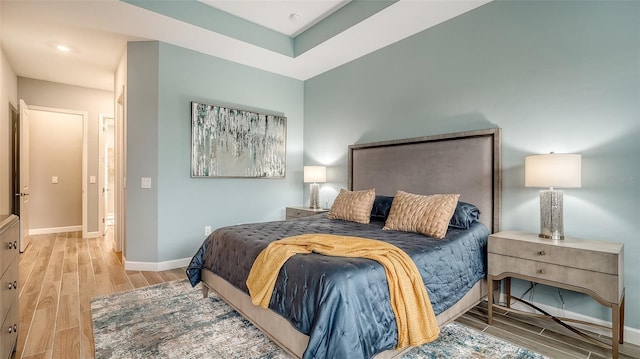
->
[[498, 293, 640, 346], [29, 105, 89, 238], [98, 113, 105, 236], [98, 113, 114, 238], [84, 231, 101, 239], [29, 225, 82, 235], [123, 256, 191, 272]]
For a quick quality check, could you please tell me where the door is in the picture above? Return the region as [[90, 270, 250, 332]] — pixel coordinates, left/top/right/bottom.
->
[[18, 99, 31, 252]]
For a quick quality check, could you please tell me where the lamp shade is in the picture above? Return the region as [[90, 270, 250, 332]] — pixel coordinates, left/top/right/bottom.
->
[[304, 166, 326, 183], [525, 153, 581, 188]]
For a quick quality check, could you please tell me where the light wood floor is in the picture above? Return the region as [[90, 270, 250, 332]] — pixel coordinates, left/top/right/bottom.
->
[[16, 232, 185, 359], [14, 232, 640, 359]]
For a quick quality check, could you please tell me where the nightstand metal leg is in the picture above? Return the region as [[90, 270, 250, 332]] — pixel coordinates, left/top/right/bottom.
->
[[612, 302, 620, 359], [620, 292, 625, 343], [505, 277, 511, 308], [487, 276, 493, 325]]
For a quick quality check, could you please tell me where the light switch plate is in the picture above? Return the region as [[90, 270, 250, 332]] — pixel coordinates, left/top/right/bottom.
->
[[52, 176, 58, 184], [141, 177, 152, 188], [89, 176, 96, 184]]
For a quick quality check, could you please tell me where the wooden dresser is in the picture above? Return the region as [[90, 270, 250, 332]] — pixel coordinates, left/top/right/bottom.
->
[[487, 231, 625, 358], [0, 215, 19, 359]]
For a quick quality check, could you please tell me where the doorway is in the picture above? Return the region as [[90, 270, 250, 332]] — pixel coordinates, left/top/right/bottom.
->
[[10, 104, 19, 217], [25, 105, 88, 238], [99, 114, 115, 241]]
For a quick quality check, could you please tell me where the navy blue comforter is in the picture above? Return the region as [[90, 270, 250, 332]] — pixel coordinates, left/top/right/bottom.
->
[[186, 215, 488, 359]]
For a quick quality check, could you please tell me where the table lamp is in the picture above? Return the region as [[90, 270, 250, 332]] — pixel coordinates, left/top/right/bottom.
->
[[304, 166, 326, 209], [525, 153, 581, 240]]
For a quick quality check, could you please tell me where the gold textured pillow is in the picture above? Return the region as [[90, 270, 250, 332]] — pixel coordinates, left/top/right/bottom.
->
[[327, 188, 376, 224], [383, 191, 460, 239]]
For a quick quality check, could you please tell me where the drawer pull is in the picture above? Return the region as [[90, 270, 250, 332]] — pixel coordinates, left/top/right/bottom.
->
[[538, 269, 547, 274], [537, 250, 545, 256], [7, 282, 12, 290], [13, 324, 17, 333], [13, 241, 17, 249], [7, 326, 12, 334], [7, 242, 13, 250]]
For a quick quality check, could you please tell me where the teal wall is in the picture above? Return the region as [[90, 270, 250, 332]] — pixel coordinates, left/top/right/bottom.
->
[[304, 1, 639, 328], [126, 41, 304, 263], [126, 42, 160, 262]]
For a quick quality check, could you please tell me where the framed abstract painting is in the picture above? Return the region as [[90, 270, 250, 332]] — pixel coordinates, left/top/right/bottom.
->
[[191, 101, 287, 178]]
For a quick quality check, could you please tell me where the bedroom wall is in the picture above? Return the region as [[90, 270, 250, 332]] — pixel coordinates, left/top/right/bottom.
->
[[125, 41, 304, 264], [304, 1, 639, 332]]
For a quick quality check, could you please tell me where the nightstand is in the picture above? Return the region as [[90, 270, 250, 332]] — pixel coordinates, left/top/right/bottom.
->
[[487, 231, 625, 358], [285, 206, 329, 219]]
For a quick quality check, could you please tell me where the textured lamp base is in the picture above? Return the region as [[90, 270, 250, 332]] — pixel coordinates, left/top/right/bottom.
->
[[539, 189, 564, 240], [309, 183, 320, 209]]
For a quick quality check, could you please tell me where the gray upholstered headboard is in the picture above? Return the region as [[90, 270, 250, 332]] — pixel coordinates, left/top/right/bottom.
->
[[348, 128, 502, 233]]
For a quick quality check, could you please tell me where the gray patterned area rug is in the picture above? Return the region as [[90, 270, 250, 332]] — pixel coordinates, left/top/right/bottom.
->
[[91, 279, 546, 359]]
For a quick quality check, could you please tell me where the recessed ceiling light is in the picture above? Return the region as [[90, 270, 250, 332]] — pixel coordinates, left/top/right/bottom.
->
[[56, 45, 71, 52]]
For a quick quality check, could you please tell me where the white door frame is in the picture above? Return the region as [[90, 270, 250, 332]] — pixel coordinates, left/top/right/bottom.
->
[[18, 100, 31, 252], [114, 86, 126, 253], [98, 113, 114, 236], [29, 106, 89, 238]]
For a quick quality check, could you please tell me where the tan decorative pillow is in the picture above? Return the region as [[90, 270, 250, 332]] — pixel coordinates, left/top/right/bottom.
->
[[383, 191, 460, 239], [327, 188, 376, 224]]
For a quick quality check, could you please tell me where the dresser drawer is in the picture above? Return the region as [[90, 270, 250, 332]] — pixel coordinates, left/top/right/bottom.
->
[[489, 232, 620, 275], [488, 253, 622, 304], [0, 256, 18, 322], [0, 301, 17, 359], [0, 220, 19, 278]]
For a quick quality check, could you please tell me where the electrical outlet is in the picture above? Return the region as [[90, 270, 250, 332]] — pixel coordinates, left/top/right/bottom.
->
[[205, 226, 212, 235]]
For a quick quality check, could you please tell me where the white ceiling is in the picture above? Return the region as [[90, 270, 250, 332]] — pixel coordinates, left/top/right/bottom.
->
[[200, 0, 350, 36], [1, 0, 490, 92]]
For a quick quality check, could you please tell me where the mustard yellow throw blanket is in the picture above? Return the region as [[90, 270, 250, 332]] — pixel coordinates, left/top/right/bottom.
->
[[246, 233, 440, 349]]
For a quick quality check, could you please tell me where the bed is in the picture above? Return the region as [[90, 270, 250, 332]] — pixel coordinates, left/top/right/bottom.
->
[[187, 128, 502, 359]]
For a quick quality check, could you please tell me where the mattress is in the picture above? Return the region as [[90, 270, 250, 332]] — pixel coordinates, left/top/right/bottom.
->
[[187, 214, 489, 358]]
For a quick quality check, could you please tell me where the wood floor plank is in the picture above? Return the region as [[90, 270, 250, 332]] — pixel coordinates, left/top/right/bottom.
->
[[21, 350, 52, 359], [36, 281, 60, 311], [63, 252, 79, 274], [22, 307, 56, 357], [127, 272, 149, 289], [141, 271, 164, 285], [52, 327, 81, 359], [43, 250, 64, 283], [77, 264, 97, 313], [93, 273, 114, 297], [56, 294, 80, 331], [80, 310, 95, 359], [76, 241, 91, 266]]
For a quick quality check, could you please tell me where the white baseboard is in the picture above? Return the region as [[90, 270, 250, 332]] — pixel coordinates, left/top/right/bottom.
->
[[498, 293, 640, 346], [123, 256, 191, 272], [29, 225, 82, 235], [84, 231, 101, 238]]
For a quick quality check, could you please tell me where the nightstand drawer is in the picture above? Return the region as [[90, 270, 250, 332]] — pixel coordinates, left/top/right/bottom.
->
[[489, 232, 620, 275], [286, 207, 328, 219], [488, 253, 622, 304]]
